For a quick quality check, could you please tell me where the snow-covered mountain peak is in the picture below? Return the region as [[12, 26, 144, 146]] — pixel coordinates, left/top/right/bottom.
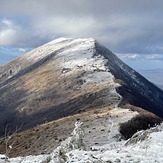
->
[[23, 37, 96, 62], [1, 37, 163, 119], [1, 37, 163, 161], [47, 37, 95, 45], [50, 37, 122, 108]]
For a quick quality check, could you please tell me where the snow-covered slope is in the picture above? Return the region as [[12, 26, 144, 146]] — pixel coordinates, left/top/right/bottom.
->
[[2, 120, 163, 163], [64, 123, 163, 163]]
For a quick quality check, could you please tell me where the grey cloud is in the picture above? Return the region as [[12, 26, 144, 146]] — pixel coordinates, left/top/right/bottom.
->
[[0, 18, 50, 47], [0, 0, 163, 56], [1, 0, 163, 17]]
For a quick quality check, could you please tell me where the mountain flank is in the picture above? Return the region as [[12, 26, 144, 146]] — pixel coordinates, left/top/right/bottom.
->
[[0, 38, 163, 136]]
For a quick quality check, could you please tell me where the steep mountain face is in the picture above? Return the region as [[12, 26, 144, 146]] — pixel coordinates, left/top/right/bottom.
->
[[95, 43, 163, 116], [0, 38, 163, 135]]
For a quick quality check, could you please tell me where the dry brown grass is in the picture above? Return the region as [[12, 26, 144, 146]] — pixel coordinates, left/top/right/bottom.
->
[[0, 107, 113, 157]]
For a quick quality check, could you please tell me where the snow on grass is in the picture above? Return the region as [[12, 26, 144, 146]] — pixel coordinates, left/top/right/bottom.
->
[[3, 122, 163, 163], [55, 38, 122, 107], [63, 124, 163, 163], [57, 38, 108, 73], [9, 155, 50, 163], [24, 38, 95, 62]]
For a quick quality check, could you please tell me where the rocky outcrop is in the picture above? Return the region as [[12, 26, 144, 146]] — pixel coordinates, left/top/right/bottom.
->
[[125, 124, 161, 146]]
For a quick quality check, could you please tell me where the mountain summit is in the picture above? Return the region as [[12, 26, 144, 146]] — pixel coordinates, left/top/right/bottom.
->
[[0, 38, 163, 135]]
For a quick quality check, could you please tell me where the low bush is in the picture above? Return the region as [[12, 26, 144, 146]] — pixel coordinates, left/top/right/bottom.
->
[[119, 113, 162, 139]]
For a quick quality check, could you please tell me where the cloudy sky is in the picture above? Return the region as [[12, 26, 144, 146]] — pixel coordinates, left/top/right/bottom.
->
[[0, 0, 163, 83]]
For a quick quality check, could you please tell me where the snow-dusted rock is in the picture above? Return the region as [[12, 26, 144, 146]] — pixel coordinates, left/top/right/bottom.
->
[[50, 121, 85, 163], [125, 125, 161, 146]]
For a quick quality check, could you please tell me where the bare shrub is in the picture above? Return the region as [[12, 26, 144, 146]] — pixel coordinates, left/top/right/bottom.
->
[[119, 113, 162, 139], [4, 125, 23, 160]]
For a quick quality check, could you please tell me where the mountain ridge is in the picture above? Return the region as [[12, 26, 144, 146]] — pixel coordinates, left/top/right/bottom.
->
[[95, 42, 163, 116], [0, 37, 163, 136]]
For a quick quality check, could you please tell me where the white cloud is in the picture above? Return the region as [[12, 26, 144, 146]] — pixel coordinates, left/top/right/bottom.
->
[[117, 53, 141, 59], [33, 16, 98, 38], [145, 54, 163, 60], [0, 19, 21, 46], [18, 48, 26, 52], [0, 29, 16, 44], [0, 18, 47, 47], [117, 53, 163, 61], [1, 19, 13, 26]]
